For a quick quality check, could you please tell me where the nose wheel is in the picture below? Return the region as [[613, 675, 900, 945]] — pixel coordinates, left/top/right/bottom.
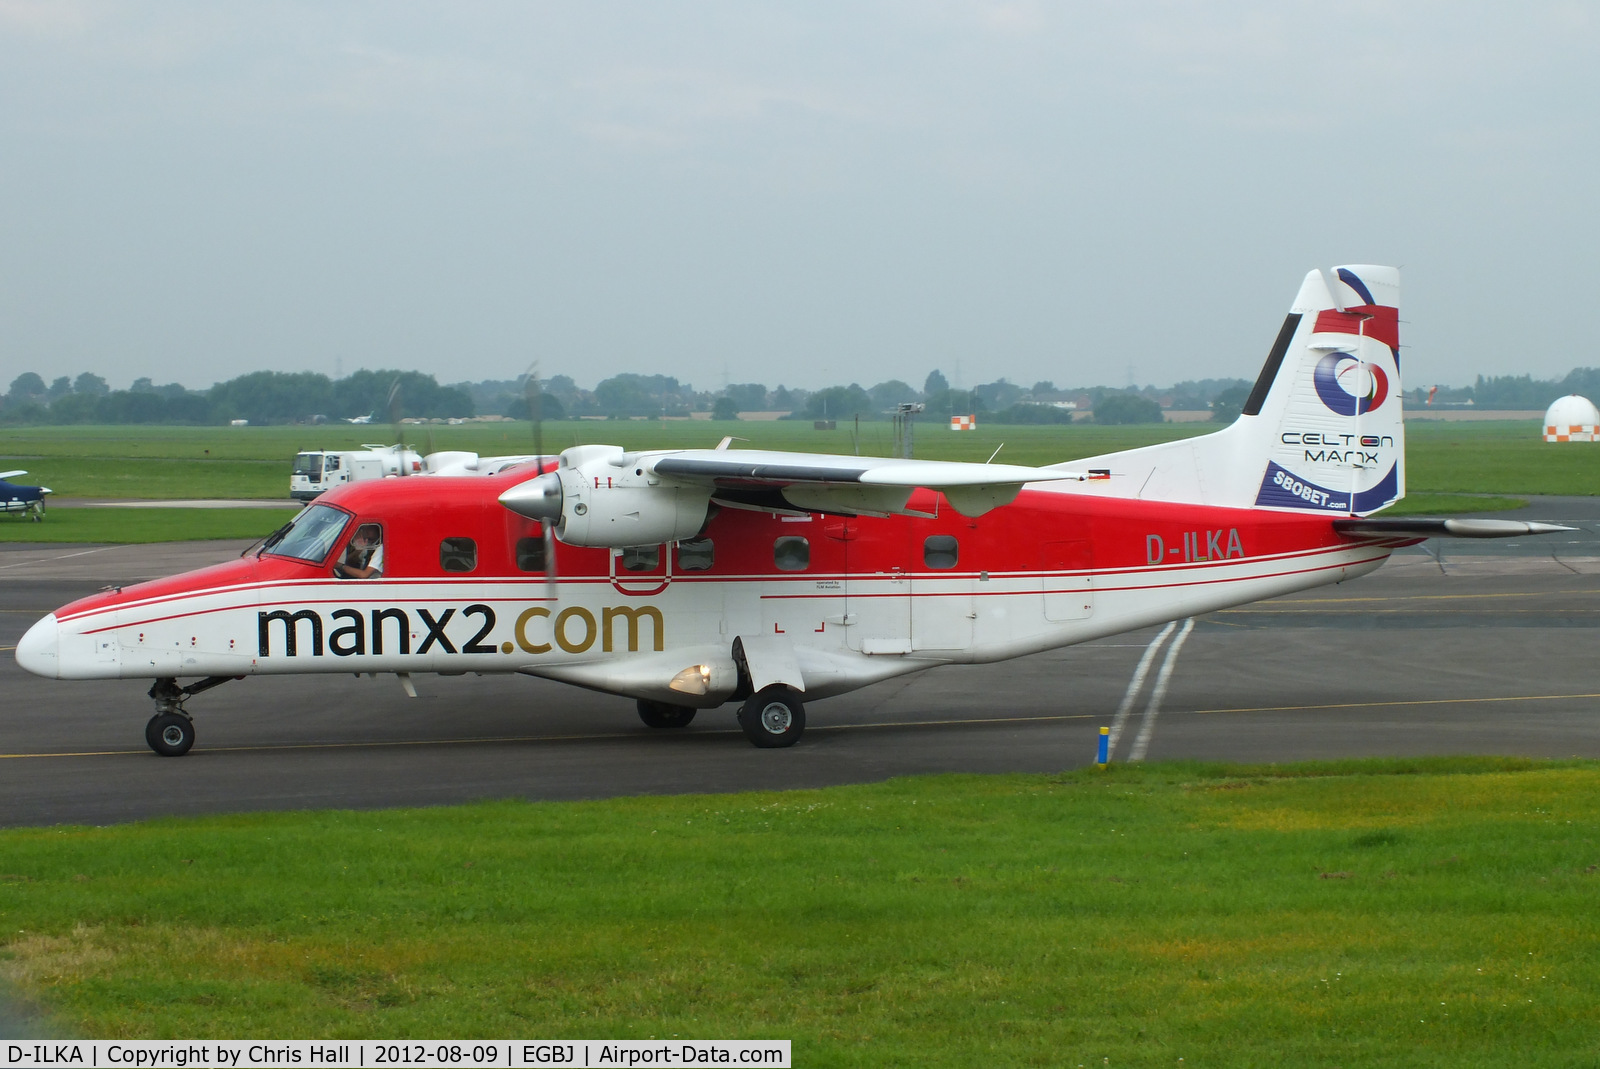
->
[[145, 712, 195, 757], [144, 676, 236, 756]]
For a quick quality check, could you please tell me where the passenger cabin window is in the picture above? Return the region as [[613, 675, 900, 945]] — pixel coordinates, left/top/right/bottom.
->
[[924, 535, 959, 569], [620, 545, 660, 572], [677, 538, 714, 571], [440, 537, 477, 573], [774, 536, 810, 571], [515, 536, 547, 572]]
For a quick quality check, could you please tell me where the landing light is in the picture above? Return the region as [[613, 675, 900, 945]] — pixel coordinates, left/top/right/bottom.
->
[[668, 664, 713, 695]]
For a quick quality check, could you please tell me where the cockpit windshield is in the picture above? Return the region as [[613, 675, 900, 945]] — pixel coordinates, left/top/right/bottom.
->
[[293, 453, 324, 479], [265, 504, 350, 563]]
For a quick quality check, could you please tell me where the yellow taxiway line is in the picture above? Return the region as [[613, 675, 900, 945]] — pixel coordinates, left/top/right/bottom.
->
[[2, 696, 1597, 760]]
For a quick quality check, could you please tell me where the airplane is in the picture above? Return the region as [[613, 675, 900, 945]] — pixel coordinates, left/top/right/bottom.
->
[[0, 470, 51, 521], [344, 413, 375, 425], [14, 266, 1569, 756]]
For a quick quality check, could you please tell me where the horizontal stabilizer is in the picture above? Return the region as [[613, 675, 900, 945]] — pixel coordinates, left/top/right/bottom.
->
[[1333, 517, 1575, 539]]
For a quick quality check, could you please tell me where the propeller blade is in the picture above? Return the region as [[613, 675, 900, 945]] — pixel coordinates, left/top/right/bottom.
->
[[543, 517, 558, 599], [521, 361, 558, 598], [388, 379, 406, 476]]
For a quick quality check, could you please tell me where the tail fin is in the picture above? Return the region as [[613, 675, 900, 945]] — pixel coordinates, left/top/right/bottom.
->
[[1064, 265, 1404, 516]]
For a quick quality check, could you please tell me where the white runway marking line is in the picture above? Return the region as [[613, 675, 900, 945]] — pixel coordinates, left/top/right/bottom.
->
[[1106, 621, 1175, 758], [0, 546, 115, 571], [1129, 617, 1195, 763]]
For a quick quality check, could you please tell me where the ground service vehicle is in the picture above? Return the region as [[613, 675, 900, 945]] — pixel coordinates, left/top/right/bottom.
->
[[290, 445, 423, 500], [17, 267, 1565, 755]]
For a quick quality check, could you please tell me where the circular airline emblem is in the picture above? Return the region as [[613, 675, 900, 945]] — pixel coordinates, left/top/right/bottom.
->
[[1313, 352, 1388, 415]]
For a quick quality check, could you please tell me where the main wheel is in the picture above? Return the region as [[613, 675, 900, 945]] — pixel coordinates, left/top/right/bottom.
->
[[737, 686, 805, 748], [636, 699, 697, 729], [146, 712, 195, 757]]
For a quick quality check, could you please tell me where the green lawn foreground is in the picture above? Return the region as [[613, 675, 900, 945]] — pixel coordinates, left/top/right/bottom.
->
[[2, 758, 1597, 1065]]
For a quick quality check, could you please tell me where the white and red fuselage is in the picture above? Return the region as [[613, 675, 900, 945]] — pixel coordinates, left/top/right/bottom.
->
[[18, 470, 1405, 702], [22, 265, 1563, 751]]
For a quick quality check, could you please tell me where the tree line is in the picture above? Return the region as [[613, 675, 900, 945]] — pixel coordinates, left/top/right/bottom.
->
[[1416, 370, 1600, 409], [1, 370, 473, 426], [13, 362, 1583, 428], [2, 367, 1257, 426]]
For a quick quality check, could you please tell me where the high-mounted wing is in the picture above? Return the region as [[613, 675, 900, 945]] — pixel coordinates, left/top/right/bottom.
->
[[498, 443, 1082, 548], [645, 448, 1078, 518], [0, 470, 28, 481]]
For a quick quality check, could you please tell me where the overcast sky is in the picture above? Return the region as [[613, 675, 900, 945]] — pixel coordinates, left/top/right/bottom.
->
[[2, 2, 1596, 395]]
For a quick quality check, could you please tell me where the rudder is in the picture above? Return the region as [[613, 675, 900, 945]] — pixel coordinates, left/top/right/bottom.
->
[[1244, 265, 1403, 515]]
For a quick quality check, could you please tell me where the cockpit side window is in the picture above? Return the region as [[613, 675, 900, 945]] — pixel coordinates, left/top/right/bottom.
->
[[335, 523, 385, 579], [266, 504, 349, 564]]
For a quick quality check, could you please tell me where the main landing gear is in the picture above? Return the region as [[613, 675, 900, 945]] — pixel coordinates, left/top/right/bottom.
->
[[636, 699, 697, 729], [737, 685, 805, 749], [636, 687, 807, 747], [145, 676, 235, 756]]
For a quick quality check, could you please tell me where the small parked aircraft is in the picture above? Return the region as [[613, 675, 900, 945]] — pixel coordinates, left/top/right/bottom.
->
[[0, 470, 51, 521], [15, 266, 1567, 755]]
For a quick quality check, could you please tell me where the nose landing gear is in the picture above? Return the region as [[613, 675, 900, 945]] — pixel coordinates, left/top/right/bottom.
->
[[144, 676, 236, 756], [145, 710, 194, 757]]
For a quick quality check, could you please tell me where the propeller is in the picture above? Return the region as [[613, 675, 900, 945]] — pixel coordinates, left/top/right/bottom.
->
[[523, 363, 559, 598], [387, 379, 406, 476]]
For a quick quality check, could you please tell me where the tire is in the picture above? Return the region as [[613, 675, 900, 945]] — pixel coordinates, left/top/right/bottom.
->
[[636, 699, 697, 729], [737, 686, 805, 748], [147, 712, 195, 757]]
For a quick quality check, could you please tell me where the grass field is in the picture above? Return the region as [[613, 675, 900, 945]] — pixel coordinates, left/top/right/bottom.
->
[[1, 758, 1595, 1064], [0, 508, 298, 544], [0, 420, 1588, 505], [0, 422, 1210, 499]]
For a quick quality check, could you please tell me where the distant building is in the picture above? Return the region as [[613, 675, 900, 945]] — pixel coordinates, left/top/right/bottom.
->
[[1543, 395, 1600, 442]]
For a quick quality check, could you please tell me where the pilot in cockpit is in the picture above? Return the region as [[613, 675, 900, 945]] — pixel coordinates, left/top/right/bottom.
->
[[334, 523, 384, 579]]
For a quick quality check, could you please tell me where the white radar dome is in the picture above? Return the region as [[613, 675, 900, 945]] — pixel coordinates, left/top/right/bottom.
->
[[1543, 395, 1600, 442]]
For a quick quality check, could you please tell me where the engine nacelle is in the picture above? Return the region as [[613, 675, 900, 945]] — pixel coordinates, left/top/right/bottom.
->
[[499, 445, 713, 548], [557, 473, 712, 547]]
